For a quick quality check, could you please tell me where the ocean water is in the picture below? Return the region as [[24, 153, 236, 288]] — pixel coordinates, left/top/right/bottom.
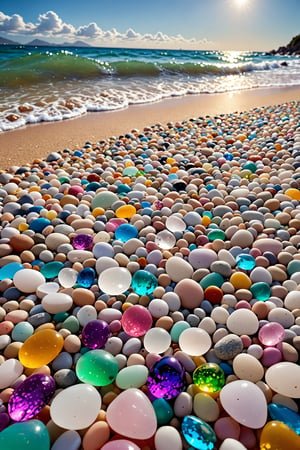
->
[[0, 45, 299, 132]]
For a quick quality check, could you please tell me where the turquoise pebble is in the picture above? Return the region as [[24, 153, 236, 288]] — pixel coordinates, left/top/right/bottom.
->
[[181, 415, 216, 450], [53, 312, 69, 323], [200, 273, 224, 290], [29, 218, 51, 232], [40, 261, 64, 279], [268, 403, 300, 434], [115, 224, 138, 242], [153, 398, 174, 425], [62, 316, 80, 333], [0, 262, 24, 281], [11, 321, 34, 342], [0, 420, 50, 450], [117, 184, 132, 194], [250, 282, 271, 301], [170, 321, 191, 343], [236, 254, 256, 270], [131, 270, 158, 295], [287, 260, 300, 275], [243, 162, 257, 172], [207, 230, 226, 241], [122, 166, 138, 176]]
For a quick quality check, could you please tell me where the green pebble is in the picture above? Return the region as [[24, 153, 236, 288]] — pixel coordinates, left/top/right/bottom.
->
[[207, 229, 226, 241], [62, 316, 80, 333], [11, 322, 34, 342], [153, 398, 174, 425], [250, 282, 271, 301], [76, 349, 118, 386], [243, 162, 257, 173], [170, 321, 191, 343], [122, 166, 138, 176], [287, 260, 300, 276], [53, 312, 69, 323], [40, 261, 64, 279], [115, 365, 148, 389], [0, 420, 50, 450], [200, 273, 224, 290], [91, 191, 119, 209], [193, 363, 225, 393]]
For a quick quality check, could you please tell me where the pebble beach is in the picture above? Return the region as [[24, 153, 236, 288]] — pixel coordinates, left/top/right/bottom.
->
[[0, 96, 300, 450]]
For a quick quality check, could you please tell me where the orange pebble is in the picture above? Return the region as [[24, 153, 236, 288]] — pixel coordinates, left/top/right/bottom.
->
[[204, 286, 223, 304]]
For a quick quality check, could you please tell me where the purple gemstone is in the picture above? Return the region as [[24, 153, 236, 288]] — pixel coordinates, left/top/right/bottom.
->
[[147, 356, 186, 400], [72, 234, 94, 250], [8, 374, 56, 422], [82, 319, 111, 349]]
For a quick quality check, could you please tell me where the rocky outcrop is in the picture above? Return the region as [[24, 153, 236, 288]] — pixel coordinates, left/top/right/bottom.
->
[[268, 34, 300, 55]]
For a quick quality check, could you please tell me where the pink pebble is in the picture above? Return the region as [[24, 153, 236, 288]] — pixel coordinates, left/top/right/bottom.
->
[[261, 347, 282, 367], [0, 321, 14, 335], [68, 186, 84, 196], [235, 301, 251, 310], [239, 426, 257, 449], [214, 416, 240, 440], [110, 320, 122, 333], [240, 335, 252, 348], [249, 248, 261, 258]]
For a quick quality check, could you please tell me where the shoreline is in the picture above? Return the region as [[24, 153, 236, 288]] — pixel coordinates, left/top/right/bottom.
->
[[0, 85, 299, 171]]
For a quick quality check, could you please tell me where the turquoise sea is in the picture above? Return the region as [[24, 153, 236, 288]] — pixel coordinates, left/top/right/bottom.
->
[[0, 45, 299, 131]]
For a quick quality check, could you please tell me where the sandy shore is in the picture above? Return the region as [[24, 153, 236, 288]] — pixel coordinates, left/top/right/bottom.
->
[[0, 86, 299, 171]]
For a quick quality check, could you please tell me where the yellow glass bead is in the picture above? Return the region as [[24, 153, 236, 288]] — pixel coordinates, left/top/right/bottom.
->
[[19, 329, 64, 369], [230, 272, 252, 290], [260, 421, 300, 450], [18, 223, 29, 232], [115, 205, 136, 219], [92, 207, 105, 217], [285, 188, 300, 200], [45, 210, 57, 220], [201, 216, 211, 226], [166, 157, 176, 164]]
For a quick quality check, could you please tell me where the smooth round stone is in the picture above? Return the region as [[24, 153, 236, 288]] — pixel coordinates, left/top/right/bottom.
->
[[102, 440, 141, 450], [285, 188, 300, 200], [91, 191, 118, 209], [188, 249, 217, 269], [0, 358, 23, 389], [131, 270, 158, 295], [40, 261, 64, 279], [226, 310, 259, 336], [231, 230, 254, 248], [268, 403, 300, 434], [174, 279, 204, 309], [41, 292, 73, 314], [219, 439, 247, 450], [0, 420, 50, 450], [116, 365, 149, 389], [36, 281, 59, 298], [0, 262, 23, 280], [258, 322, 285, 346], [260, 421, 300, 450], [232, 353, 264, 383], [51, 431, 81, 450], [193, 393, 220, 422], [115, 204, 136, 219], [82, 320, 110, 349], [252, 238, 283, 256], [220, 380, 268, 428], [207, 229, 226, 242], [11, 322, 34, 342], [250, 267, 272, 284], [95, 256, 119, 274], [179, 327, 211, 356], [181, 415, 216, 450], [155, 426, 182, 450], [214, 334, 243, 360], [147, 356, 185, 400], [200, 273, 224, 290], [166, 215, 186, 232], [284, 291, 300, 310], [50, 384, 102, 430], [8, 373, 55, 421], [144, 327, 171, 354], [77, 304, 97, 326], [265, 362, 300, 398], [13, 269, 46, 293], [76, 349, 118, 386], [58, 267, 78, 288], [230, 272, 251, 290], [98, 267, 132, 295], [19, 329, 64, 368], [153, 398, 174, 425], [268, 307, 294, 328], [250, 282, 271, 301], [193, 363, 225, 393], [106, 388, 157, 439], [76, 267, 95, 288], [155, 230, 176, 249], [29, 218, 51, 232], [165, 256, 193, 282], [121, 305, 152, 337], [236, 254, 256, 270], [72, 234, 93, 250], [93, 242, 114, 258], [115, 224, 138, 242]]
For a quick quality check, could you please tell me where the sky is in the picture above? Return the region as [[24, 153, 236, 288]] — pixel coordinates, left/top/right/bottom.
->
[[0, 0, 299, 51]]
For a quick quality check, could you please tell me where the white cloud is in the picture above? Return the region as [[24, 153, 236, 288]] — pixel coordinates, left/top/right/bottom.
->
[[0, 10, 211, 48]]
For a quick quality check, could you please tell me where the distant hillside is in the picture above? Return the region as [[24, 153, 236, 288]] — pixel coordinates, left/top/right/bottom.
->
[[26, 39, 91, 47], [0, 36, 20, 45], [269, 34, 300, 55], [26, 39, 53, 46]]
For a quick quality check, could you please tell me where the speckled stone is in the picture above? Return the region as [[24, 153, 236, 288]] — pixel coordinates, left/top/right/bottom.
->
[[214, 334, 244, 360]]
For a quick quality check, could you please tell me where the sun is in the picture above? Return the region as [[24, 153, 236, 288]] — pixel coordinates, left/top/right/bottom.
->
[[235, 0, 249, 7]]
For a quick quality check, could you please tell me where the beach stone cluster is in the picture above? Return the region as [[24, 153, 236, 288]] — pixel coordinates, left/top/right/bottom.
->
[[0, 100, 300, 449]]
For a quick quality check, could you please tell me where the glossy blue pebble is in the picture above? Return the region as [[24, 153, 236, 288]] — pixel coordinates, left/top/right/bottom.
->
[[181, 415, 216, 450], [268, 403, 300, 434], [29, 218, 51, 232], [131, 269, 158, 295], [0, 262, 24, 281], [76, 267, 96, 288], [115, 224, 138, 242], [235, 254, 256, 270]]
